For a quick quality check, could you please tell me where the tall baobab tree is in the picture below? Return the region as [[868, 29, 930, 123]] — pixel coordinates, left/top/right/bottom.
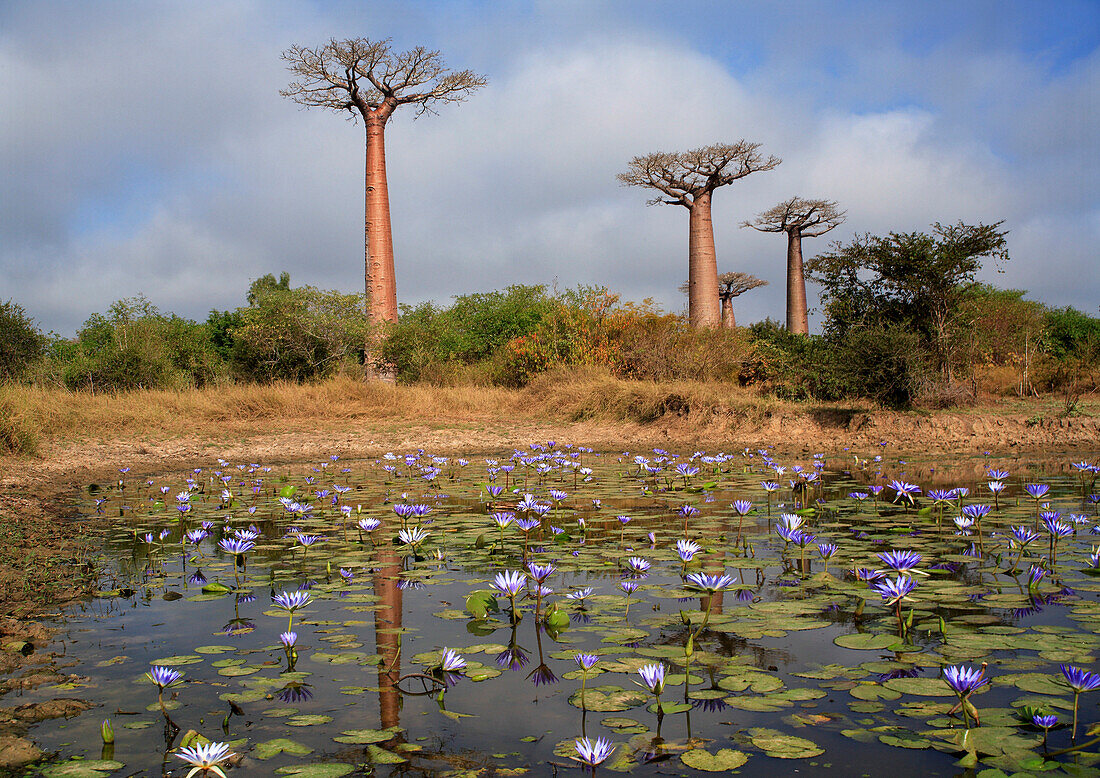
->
[[619, 142, 780, 327], [679, 271, 768, 328], [281, 38, 486, 372], [718, 271, 768, 328], [742, 197, 845, 335]]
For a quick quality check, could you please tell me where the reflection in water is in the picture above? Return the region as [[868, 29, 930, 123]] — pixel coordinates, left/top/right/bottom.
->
[[374, 544, 403, 730]]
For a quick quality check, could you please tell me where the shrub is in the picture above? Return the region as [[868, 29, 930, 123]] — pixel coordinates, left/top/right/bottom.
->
[[229, 284, 367, 383], [0, 300, 45, 382], [58, 297, 227, 392]]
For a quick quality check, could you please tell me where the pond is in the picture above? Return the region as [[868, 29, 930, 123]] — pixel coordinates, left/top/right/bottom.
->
[[17, 445, 1100, 776]]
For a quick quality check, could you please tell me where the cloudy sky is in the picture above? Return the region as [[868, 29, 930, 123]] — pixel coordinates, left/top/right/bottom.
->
[[3, 0, 1098, 335]]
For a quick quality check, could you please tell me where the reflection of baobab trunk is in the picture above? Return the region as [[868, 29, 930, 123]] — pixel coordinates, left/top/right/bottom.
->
[[373, 544, 403, 729], [699, 549, 726, 618]]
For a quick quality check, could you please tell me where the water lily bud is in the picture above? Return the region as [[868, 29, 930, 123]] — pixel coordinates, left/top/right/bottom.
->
[[101, 719, 114, 744]]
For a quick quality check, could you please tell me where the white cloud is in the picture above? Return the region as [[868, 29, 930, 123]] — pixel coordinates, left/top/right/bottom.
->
[[1, 1, 1096, 337]]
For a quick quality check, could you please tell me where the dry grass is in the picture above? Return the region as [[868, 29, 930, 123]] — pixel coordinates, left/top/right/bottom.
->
[[0, 377, 527, 455], [524, 365, 778, 423], [2, 369, 796, 456]]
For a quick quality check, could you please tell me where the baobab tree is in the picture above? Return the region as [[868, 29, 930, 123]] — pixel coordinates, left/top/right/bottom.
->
[[679, 271, 767, 327], [618, 142, 780, 327], [742, 197, 845, 335], [718, 271, 768, 328], [281, 38, 486, 372]]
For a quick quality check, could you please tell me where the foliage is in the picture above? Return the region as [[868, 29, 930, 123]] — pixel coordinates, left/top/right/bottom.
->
[[381, 286, 554, 383], [807, 221, 1009, 384], [1042, 306, 1100, 362], [229, 283, 368, 383], [745, 319, 927, 408], [0, 300, 46, 382], [56, 297, 226, 392]]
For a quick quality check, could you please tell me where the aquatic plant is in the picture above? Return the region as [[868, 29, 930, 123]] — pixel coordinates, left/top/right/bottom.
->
[[1061, 664, 1100, 739], [943, 663, 988, 728], [175, 741, 235, 778]]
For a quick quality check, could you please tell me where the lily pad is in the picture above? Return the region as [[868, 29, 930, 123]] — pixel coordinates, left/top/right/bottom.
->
[[254, 738, 314, 759], [41, 762, 126, 778], [747, 728, 824, 759], [333, 728, 401, 745], [680, 748, 749, 771], [274, 766, 355, 778], [568, 685, 648, 711], [834, 633, 901, 650]]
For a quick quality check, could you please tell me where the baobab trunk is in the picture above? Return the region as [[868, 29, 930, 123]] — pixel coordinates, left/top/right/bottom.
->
[[687, 192, 720, 327], [365, 116, 398, 324], [721, 296, 736, 328], [786, 228, 809, 335]]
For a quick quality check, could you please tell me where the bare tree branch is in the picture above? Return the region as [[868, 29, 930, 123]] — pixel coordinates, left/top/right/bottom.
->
[[281, 38, 487, 123], [618, 142, 782, 209], [742, 196, 846, 236]]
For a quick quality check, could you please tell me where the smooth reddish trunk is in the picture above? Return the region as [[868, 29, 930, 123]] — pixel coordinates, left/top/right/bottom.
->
[[365, 117, 398, 325], [720, 296, 736, 328], [687, 192, 720, 327], [786, 229, 808, 335]]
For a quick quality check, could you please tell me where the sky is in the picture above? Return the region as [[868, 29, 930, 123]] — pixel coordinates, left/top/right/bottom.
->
[[2, 0, 1098, 336]]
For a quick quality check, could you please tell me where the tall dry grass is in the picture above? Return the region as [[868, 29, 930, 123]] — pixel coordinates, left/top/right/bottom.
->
[[0, 377, 526, 455], [1, 368, 851, 456]]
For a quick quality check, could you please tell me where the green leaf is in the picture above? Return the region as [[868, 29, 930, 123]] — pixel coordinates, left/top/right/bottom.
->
[[41, 762, 126, 778], [366, 745, 407, 764], [464, 590, 499, 619], [333, 727, 401, 745], [834, 633, 902, 650], [680, 748, 749, 771], [274, 766, 355, 778], [279, 485, 298, 498], [747, 728, 824, 759], [568, 685, 648, 711], [254, 738, 314, 759], [882, 677, 953, 697]]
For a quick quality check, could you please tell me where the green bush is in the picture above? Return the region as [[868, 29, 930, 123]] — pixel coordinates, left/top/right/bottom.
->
[[1042, 306, 1100, 362], [381, 285, 554, 383], [58, 297, 227, 391], [229, 284, 367, 382], [0, 300, 45, 382], [745, 319, 926, 407]]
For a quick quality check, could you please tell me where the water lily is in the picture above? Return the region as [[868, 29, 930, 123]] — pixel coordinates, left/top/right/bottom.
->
[[571, 736, 615, 771], [175, 741, 235, 778], [1061, 664, 1100, 739]]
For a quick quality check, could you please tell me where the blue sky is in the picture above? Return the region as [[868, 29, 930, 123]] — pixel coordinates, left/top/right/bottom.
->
[[2, 0, 1098, 334]]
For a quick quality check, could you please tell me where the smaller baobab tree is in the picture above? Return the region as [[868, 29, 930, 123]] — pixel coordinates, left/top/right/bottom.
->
[[743, 197, 845, 335], [619, 142, 780, 328], [718, 272, 768, 328], [679, 271, 767, 327]]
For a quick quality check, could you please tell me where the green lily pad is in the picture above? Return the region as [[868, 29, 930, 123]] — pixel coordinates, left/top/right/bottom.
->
[[680, 748, 749, 771], [254, 738, 314, 759], [286, 714, 333, 726], [366, 745, 407, 764], [41, 761, 126, 778], [882, 677, 953, 697], [333, 728, 400, 745], [747, 728, 824, 759], [834, 633, 901, 650], [274, 766, 355, 777], [568, 685, 648, 711]]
